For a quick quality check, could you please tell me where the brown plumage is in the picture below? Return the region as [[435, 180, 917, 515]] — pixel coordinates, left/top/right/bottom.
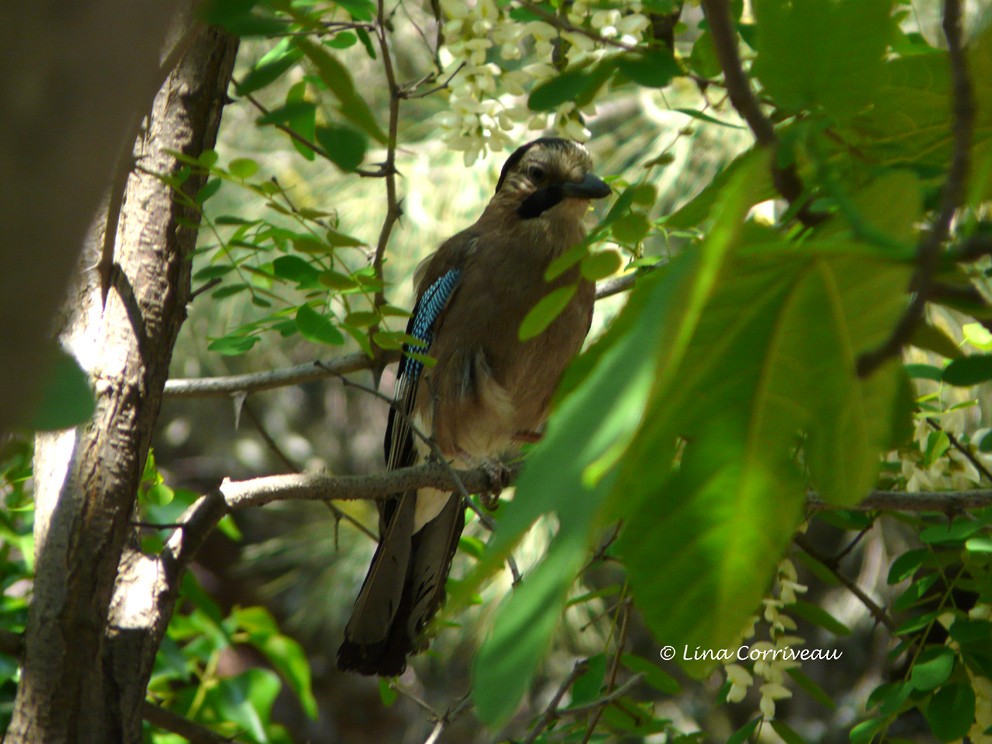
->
[[337, 137, 611, 676]]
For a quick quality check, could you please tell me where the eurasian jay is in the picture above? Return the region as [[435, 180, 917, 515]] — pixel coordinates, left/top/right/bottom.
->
[[337, 137, 611, 676]]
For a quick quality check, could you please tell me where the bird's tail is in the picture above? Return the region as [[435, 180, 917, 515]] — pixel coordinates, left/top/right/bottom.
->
[[337, 491, 465, 676]]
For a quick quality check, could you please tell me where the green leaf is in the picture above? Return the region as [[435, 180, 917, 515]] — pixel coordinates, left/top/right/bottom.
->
[[789, 600, 851, 636], [202, 0, 285, 36], [315, 124, 367, 172], [920, 519, 983, 545], [887, 548, 929, 583], [319, 270, 359, 290], [966, 536, 992, 553], [194, 264, 235, 281], [211, 668, 281, 741], [294, 38, 386, 142], [272, 255, 319, 284], [527, 59, 616, 111], [673, 107, 747, 129], [296, 304, 345, 346], [195, 178, 222, 205], [903, 363, 944, 381], [788, 667, 836, 709], [29, 347, 95, 431], [926, 682, 976, 741], [325, 228, 366, 248], [378, 678, 397, 707], [963, 322, 992, 350], [910, 646, 956, 691], [727, 717, 761, 744], [943, 355, 992, 386], [850, 716, 888, 744], [616, 243, 908, 674], [237, 41, 303, 95], [234, 607, 318, 720], [569, 655, 607, 706], [616, 48, 680, 88], [207, 334, 259, 356], [580, 251, 622, 281], [518, 285, 578, 341], [228, 158, 259, 180], [664, 148, 776, 230], [771, 720, 807, 744], [256, 100, 317, 126], [343, 311, 379, 328], [611, 212, 651, 244], [621, 653, 681, 694], [752, 0, 893, 121], [689, 31, 721, 78]]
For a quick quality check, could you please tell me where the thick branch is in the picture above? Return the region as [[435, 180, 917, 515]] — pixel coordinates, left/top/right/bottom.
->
[[811, 489, 992, 513], [857, 0, 974, 377]]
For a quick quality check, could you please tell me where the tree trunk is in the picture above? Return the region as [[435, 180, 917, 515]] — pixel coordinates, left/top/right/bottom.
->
[[7, 25, 238, 744]]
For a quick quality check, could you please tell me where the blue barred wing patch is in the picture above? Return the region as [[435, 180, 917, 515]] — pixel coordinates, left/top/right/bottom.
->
[[400, 269, 462, 381]]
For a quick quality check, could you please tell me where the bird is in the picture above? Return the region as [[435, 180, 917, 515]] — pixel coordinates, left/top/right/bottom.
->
[[337, 137, 612, 676]]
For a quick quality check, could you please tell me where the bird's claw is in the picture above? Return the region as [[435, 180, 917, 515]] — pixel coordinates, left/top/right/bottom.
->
[[478, 457, 512, 511]]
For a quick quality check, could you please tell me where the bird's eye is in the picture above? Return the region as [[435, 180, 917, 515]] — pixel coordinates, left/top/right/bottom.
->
[[527, 165, 546, 182]]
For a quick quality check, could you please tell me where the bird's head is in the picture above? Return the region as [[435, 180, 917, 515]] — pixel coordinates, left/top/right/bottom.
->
[[493, 137, 611, 220]]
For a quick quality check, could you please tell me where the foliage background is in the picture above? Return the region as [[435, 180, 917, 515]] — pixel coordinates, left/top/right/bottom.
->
[[5, 0, 992, 742]]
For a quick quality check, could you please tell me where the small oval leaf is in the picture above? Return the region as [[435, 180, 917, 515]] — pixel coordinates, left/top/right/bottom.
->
[[519, 285, 578, 341], [296, 304, 345, 346]]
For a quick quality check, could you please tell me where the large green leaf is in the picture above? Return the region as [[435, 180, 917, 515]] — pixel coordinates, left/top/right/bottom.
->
[[294, 38, 386, 143], [837, 25, 992, 198], [613, 244, 910, 675], [752, 0, 893, 121]]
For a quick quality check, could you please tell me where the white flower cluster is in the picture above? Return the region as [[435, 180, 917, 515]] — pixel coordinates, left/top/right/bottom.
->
[[724, 558, 809, 720], [436, 0, 650, 164], [900, 418, 992, 492]]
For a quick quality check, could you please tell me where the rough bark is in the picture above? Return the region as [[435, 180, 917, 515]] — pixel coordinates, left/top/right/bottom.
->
[[7, 25, 238, 744]]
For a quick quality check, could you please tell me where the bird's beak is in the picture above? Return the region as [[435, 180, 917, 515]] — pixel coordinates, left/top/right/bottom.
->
[[561, 173, 611, 200]]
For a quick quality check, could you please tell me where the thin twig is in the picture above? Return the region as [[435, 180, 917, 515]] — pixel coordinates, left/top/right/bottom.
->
[[142, 700, 244, 744], [927, 417, 992, 485], [243, 397, 378, 540], [565, 672, 645, 717], [371, 0, 404, 330], [164, 351, 395, 398], [243, 399, 298, 473], [581, 595, 631, 744], [522, 660, 590, 744], [241, 89, 336, 164], [422, 692, 473, 744], [793, 534, 898, 632], [857, 0, 974, 377]]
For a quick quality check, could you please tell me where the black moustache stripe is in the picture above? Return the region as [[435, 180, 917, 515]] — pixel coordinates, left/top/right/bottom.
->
[[518, 184, 564, 218]]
